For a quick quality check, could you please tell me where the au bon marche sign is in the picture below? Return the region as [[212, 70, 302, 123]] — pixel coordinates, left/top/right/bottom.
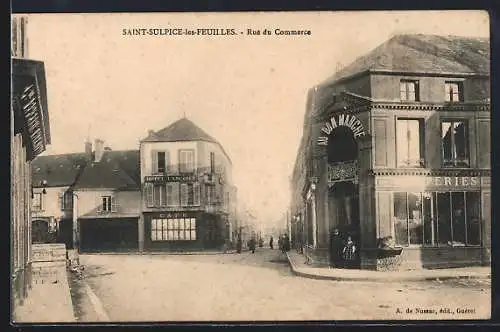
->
[[317, 113, 366, 146]]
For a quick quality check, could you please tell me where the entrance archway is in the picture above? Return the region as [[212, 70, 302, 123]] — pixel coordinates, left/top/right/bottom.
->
[[326, 126, 361, 268]]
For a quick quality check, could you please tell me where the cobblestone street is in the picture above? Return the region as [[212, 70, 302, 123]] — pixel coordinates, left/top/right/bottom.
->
[[75, 249, 490, 322]]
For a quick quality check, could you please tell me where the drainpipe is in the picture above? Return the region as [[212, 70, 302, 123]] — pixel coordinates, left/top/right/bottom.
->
[[72, 193, 79, 252]]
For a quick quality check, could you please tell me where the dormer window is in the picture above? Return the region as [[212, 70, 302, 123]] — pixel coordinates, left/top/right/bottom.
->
[[445, 82, 463, 102], [400, 80, 419, 102]]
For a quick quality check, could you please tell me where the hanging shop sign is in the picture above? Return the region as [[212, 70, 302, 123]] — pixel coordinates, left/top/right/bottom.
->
[[19, 83, 46, 158], [328, 160, 358, 183], [317, 113, 366, 146], [145, 174, 198, 183]]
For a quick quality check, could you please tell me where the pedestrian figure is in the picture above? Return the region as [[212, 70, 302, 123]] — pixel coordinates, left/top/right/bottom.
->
[[236, 235, 242, 254], [329, 228, 343, 268], [269, 236, 274, 250], [278, 235, 282, 252], [249, 237, 256, 253], [283, 234, 290, 252], [342, 235, 357, 269]]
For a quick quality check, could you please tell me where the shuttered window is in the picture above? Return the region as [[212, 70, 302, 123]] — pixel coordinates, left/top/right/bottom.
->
[[179, 149, 195, 173], [145, 183, 154, 207], [152, 150, 171, 174], [97, 195, 118, 213]]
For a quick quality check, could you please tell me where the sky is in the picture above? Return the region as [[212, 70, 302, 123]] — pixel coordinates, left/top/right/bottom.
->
[[21, 11, 489, 225]]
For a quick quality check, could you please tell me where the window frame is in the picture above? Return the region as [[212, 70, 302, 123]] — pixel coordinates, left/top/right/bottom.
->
[[32, 192, 43, 211], [392, 191, 482, 248], [440, 118, 470, 168], [399, 80, 420, 102], [179, 149, 195, 174], [150, 217, 197, 242], [444, 81, 464, 103], [395, 117, 425, 168]]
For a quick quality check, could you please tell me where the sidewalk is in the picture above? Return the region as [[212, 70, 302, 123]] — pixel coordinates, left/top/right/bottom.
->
[[12, 267, 77, 323], [82, 249, 243, 256], [286, 251, 491, 282]]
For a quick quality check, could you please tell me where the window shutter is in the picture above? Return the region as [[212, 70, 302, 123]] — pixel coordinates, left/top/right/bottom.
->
[[152, 150, 158, 174], [172, 183, 180, 206], [96, 196, 102, 213], [180, 183, 188, 206], [145, 183, 154, 207], [58, 192, 64, 210], [111, 195, 119, 212], [165, 150, 171, 173], [193, 182, 200, 205]]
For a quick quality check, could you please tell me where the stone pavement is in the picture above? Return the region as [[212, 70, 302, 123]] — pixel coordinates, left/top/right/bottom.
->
[[286, 251, 491, 282], [12, 267, 77, 324]]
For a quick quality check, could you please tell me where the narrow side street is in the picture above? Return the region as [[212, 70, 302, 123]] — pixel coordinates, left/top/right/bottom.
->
[[71, 249, 490, 322]]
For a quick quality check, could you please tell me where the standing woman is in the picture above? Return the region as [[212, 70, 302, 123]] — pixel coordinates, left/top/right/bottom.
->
[[342, 235, 357, 269]]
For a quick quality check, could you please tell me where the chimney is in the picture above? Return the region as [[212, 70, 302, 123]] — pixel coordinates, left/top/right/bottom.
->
[[94, 138, 104, 162], [85, 140, 92, 160]]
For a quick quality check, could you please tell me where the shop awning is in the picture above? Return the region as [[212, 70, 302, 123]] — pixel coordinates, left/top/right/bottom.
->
[[12, 57, 51, 161]]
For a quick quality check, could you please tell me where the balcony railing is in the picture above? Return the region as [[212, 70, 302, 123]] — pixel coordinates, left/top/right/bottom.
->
[[328, 160, 358, 183]]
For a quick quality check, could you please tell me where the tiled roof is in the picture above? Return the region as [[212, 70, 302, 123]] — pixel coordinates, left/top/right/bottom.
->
[[321, 34, 490, 86], [72, 150, 140, 190], [32, 153, 87, 187], [142, 117, 233, 165], [142, 118, 218, 143], [32, 150, 140, 190]]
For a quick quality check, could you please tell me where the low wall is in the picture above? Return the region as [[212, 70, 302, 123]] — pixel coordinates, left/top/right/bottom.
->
[[361, 246, 487, 271]]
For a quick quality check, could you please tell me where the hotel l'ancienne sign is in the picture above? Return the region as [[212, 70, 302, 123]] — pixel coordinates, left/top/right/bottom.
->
[[144, 174, 198, 183], [317, 113, 366, 146]]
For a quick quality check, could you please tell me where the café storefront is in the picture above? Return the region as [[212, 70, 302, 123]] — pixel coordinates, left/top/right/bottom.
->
[[142, 174, 226, 251]]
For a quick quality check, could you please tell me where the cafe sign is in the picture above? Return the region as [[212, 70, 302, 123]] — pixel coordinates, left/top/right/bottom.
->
[[145, 174, 197, 183], [317, 113, 366, 146]]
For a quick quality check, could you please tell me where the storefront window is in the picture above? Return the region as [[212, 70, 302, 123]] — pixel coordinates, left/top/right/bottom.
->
[[408, 193, 423, 244], [451, 192, 466, 245], [393, 192, 408, 246], [393, 191, 481, 247], [151, 218, 197, 241], [466, 192, 481, 245], [436, 192, 452, 245]]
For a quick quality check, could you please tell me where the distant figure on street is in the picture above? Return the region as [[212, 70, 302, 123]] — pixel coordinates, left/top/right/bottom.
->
[[236, 235, 242, 253], [329, 228, 343, 268], [269, 236, 274, 249], [342, 235, 357, 269], [284, 234, 290, 252], [278, 235, 283, 252], [248, 237, 256, 253]]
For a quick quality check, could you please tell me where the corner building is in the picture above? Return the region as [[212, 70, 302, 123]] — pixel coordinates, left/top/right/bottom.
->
[[291, 34, 491, 270], [139, 118, 237, 251]]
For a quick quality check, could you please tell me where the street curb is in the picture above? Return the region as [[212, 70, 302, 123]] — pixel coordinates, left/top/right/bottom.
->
[[285, 252, 491, 282], [83, 281, 110, 321], [81, 250, 240, 256]]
